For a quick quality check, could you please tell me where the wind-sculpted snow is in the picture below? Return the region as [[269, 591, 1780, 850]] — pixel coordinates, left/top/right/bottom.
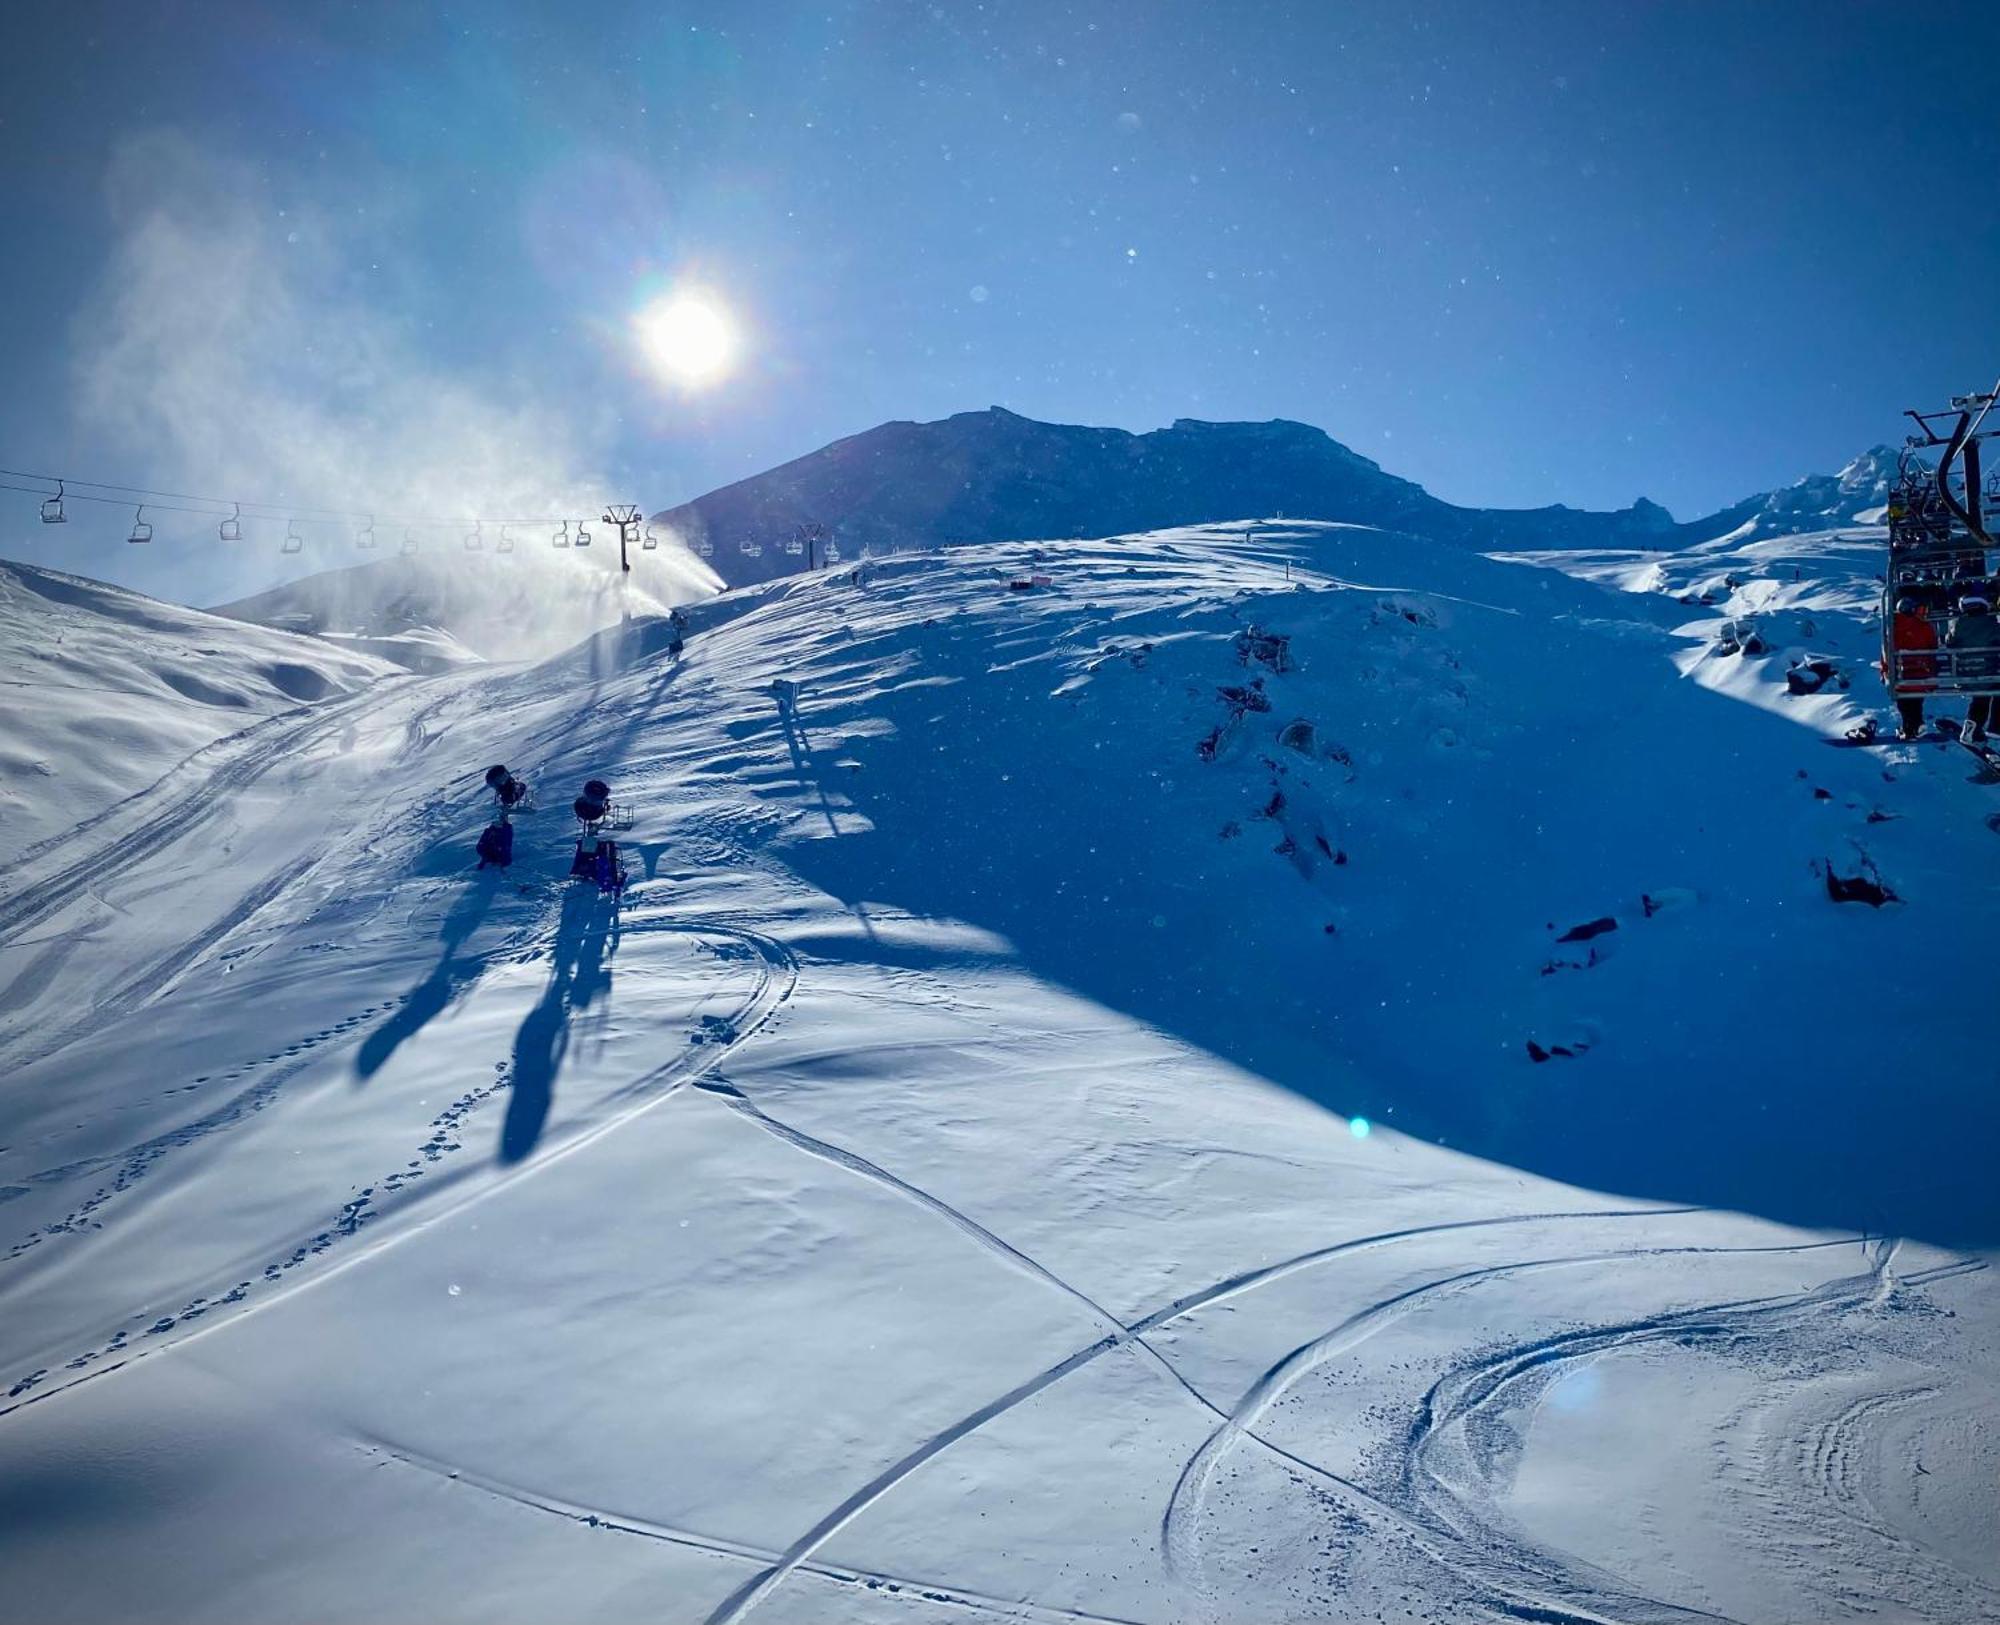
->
[[0, 522, 1994, 1624], [0, 559, 398, 863]]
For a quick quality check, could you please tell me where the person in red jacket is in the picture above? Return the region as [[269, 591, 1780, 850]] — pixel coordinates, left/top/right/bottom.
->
[[1889, 596, 1939, 739]]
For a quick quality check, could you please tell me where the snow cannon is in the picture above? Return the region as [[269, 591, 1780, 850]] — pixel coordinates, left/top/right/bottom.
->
[[571, 779, 630, 832], [569, 778, 629, 895], [475, 764, 526, 869], [484, 764, 530, 814], [574, 779, 612, 825]]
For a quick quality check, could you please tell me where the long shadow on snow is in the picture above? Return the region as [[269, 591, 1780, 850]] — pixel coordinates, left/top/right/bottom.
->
[[354, 877, 501, 1083], [758, 599, 2000, 1250], [500, 884, 620, 1165]]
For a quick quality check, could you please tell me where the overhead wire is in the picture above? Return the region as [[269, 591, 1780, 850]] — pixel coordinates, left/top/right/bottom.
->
[[0, 465, 628, 534]]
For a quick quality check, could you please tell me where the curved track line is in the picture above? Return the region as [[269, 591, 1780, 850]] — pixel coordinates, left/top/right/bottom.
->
[[0, 681, 401, 940], [0, 921, 798, 1422], [1162, 1238, 1878, 1625], [694, 1076, 1135, 1333], [0, 679, 451, 1069], [364, 1439, 1152, 1625], [702, 1205, 1712, 1625], [1777, 1383, 2000, 1618], [1392, 1251, 1987, 1625]]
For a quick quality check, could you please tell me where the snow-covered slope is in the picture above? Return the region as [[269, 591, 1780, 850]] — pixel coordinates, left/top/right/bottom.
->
[[0, 559, 399, 864], [2, 524, 1995, 1624], [1685, 446, 1907, 544], [212, 543, 723, 668]]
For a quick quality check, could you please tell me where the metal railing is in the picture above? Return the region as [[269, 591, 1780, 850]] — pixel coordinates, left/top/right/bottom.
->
[[1884, 645, 2000, 694]]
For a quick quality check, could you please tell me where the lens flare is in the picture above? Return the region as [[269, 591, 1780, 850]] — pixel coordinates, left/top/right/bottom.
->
[[635, 292, 736, 386]]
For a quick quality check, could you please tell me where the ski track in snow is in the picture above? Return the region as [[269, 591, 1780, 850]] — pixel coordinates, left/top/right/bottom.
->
[[697, 1205, 1721, 1625], [352, 1173, 1974, 1625], [360, 1439, 1155, 1625], [7, 528, 1998, 1623], [1752, 1382, 2000, 1620], [0, 676, 444, 1069], [1161, 1237, 1913, 1625], [1389, 1248, 1990, 1625], [0, 919, 798, 1415], [0, 679, 401, 936]]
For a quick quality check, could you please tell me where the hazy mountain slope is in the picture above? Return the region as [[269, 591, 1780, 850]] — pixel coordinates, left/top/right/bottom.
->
[[0, 559, 399, 864], [211, 542, 723, 667], [1, 522, 1994, 1624], [647, 406, 1877, 585]]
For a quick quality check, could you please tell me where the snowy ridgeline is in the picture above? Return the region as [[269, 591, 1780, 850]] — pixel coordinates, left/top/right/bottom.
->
[[0, 521, 1996, 1625], [646, 407, 1911, 589]]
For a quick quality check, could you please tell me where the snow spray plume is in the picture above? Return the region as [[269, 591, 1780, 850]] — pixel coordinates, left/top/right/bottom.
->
[[70, 132, 717, 654]]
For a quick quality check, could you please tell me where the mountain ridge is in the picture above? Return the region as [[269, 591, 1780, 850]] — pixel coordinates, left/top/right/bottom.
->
[[650, 406, 1892, 583]]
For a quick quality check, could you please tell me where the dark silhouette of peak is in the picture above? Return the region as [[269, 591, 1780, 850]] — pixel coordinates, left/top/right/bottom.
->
[[648, 407, 1894, 583]]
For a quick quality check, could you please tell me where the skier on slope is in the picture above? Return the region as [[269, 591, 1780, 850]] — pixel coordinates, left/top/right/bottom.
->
[[1889, 596, 1939, 740], [1944, 592, 2000, 742]]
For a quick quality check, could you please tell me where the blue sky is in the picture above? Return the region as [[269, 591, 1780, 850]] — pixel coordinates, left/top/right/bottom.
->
[[2, 0, 1997, 601]]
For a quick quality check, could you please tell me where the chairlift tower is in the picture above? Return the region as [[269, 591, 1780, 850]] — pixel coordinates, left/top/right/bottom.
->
[[604, 504, 642, 574], [1903, 388, 1999, 545], [795, 519, 828, 571]]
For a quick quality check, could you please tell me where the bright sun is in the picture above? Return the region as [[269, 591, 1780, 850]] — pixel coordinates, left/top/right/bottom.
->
[[634, 292, 736, 387]]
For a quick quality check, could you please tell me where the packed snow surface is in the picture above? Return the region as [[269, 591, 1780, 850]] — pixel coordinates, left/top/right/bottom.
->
[[1, 522, 1995, 1624], [0, 559, 400, 865]]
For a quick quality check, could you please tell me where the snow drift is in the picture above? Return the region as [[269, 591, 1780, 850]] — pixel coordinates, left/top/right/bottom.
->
[[0, 559, 398, 864]]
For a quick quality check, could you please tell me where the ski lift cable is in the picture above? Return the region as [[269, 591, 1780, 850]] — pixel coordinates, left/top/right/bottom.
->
[[0, 465, 647, 535], [0, 465, 536, 527]]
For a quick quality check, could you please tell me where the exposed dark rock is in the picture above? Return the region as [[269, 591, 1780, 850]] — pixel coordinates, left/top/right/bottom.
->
[[1556, 916, 1619, 944]]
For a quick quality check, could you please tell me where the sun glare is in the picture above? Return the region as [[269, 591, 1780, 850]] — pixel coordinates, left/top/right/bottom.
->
[[635, 292, 736, 387]]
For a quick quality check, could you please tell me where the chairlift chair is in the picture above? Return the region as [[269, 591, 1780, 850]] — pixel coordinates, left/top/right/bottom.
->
[[357, 516, 377, 550], [219, 503, 241, 542], [281, 519, 304, 555], [740, 537, 763, 558], [823, 541, 842, 564], [464, 522, 483, 553], [695, 537, 714, 558], [128, 506, 153, 545], [497, 525, 516, 554], [401, 528, 420, 556], [574, 520, 593, 548], [1883, 387, 2000, 705], [642, 525, 659, 551], [783, 532, 805, 556], [553, 521, 571, 549], [39, 480, 65, 524]]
